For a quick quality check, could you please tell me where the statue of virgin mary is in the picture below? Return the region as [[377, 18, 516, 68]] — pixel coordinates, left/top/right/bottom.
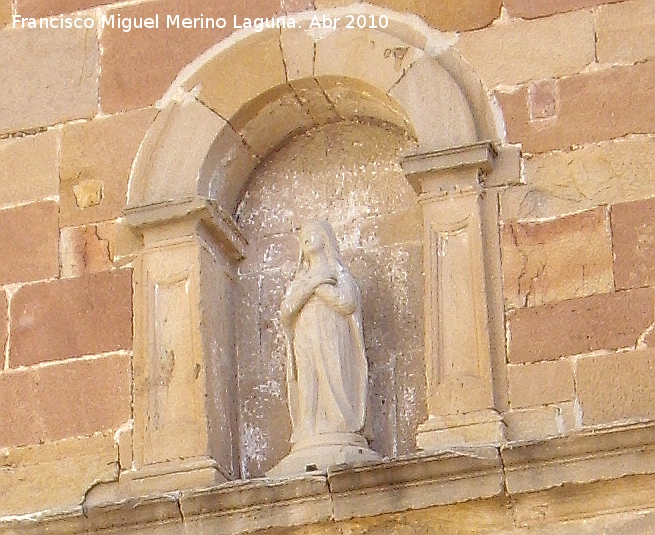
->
[[268, 220, 379, 476]]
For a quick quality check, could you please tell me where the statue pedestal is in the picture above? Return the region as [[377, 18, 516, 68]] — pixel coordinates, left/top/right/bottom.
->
[[267, 433, 381, 477]]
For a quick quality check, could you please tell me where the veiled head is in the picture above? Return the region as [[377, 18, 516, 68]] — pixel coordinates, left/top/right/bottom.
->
[[296, 219, 343, 274]]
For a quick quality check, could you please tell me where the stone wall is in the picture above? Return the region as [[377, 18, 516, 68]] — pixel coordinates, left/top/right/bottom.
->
[[1, 0, 654, 528]]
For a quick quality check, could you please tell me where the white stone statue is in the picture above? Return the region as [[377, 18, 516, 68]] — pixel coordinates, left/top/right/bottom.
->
[[267, 219, 379, 477]]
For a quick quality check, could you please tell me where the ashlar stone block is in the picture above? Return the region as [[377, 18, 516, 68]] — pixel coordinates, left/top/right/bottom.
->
[[0, 130, 59, 206], [0, 26, 98, 135], [456, 10, 594, 88]]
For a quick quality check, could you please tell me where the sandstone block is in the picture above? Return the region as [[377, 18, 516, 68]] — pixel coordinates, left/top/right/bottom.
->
[[0, 292, 6, 362], [503, 406, 561, 442], [60, 108, 156, 226], [611, 194, 655, 290], [501, 207, 613, 308], [0, 130, 58, 207], [508, 288, 655, 363], [0, 354, 130, 448], [456, 11, 594, 88], [0, 434, 117, 516], [16, 0, 113, 17], [497, 61, 655, 154], [507, 361, 575, 409], [505, 0, 624, 19], [0, 26, 98, 135], [372, 0, 502, 32], [60, 224, 114, 278], [500, 137, 655, 221], [100, 0, 279, 113], [315, 28, 422, 94], [280, 27, 314, 81], [0, 201, 59, 285], [187, 29, 287, 121], [595, 0, 655, 65], [0, 0, 10, 27], [576, 349, 655, 425], [10, 270, 132, 367]]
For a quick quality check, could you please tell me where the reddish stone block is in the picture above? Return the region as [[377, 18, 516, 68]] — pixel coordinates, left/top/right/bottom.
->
[[501, 207, 613, 308], [612, 197, 655, 290], [508, 288, 655, 363], [0, 202, 59, 286], [99, 0, 280, 113], [60, 224, 114, 278], [16, 0, 113, 17], [0, 370, 42, 448], [10, 270, 133, 367], [496, 62, 655, 153], [0, 355, 130, 448], [505, 0, 624, 19], [577, 349, 655, 425]]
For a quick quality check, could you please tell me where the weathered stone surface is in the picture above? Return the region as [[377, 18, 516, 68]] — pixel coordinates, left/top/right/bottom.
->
[[456, 11, 594, 88], [280, 28, 314, 82], [497, 61, 655, 153], [315, 29, 422, 94], [0, 130, 59, 206], [0, 292, 7, 362], [577, 349, 655, 425], [503, 406, 561, 442], [504, 0, 624, 19], [100, 0, 279, 113], [281, 0, 314, 13], [0, 434, 117, 516], [612, 197, 655, 290], [372, 0, 502, 32], [60, 224, 114, 278], [529, 79, 558, 120], [507, 361, 575, 409], [15, 0, 113, 17], [189, 30, 287, 121], [0, 26, 98, 135], [500, 137, 655, 221], [238, 90, 315, 158], [595, 0, 655, 64], [0, 354, 130, 448], [501, 207, 613, 308], [0, 0, 10, 27], [389, 56, 477, 150], [10, 270, 132, 367], [0, 202, 59, 285], [508, 288, 655, 363], [60, 107, 156, 226]]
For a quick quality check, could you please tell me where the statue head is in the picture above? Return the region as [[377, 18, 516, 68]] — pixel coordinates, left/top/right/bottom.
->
[[296, 219, 343, 275]]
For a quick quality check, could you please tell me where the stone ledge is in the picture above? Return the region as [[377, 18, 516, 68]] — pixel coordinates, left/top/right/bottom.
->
[[124, 195, 247, 259], [2, 422, 653, 535]]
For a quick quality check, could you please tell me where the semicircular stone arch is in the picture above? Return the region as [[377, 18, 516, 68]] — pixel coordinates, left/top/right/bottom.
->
[[117, 7, 519, 496]]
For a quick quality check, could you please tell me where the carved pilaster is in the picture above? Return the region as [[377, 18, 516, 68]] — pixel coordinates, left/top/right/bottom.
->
[[401, 142, 520, 452], [88, 197, 246, 503]]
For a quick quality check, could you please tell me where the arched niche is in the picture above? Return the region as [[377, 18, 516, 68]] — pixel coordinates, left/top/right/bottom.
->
[[115, 6, 521, 498]]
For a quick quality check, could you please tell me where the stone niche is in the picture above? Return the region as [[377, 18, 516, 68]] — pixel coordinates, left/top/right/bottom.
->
[[103, 8, 523, 500], [235, 121, 425, 476]]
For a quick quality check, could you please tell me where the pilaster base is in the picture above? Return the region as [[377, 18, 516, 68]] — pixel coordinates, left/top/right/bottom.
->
[[417, 410, 505, 453], [267, 433, 382, 478], [85, 458, 228, 506]]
